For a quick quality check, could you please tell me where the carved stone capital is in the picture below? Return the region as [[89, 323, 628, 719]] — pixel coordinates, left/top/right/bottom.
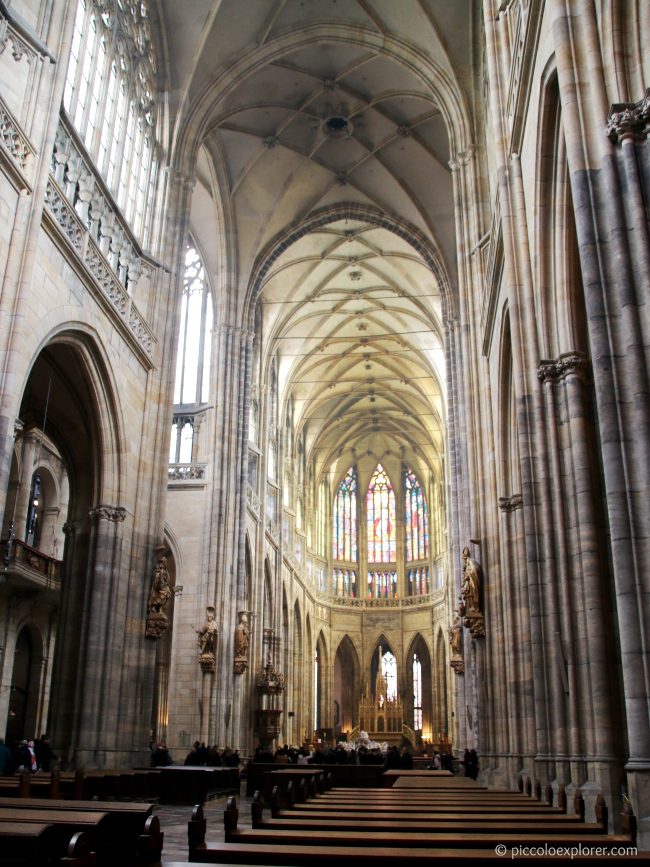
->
[[499, 494, 523, 512], [464, 611, 486, 639], [199, 652, 216, 673], [145, 611, 169, 639], [62, 520, 81, 536], [607, 89, 650, 143], [233, 657, 248, 675], [450, 656, 465, 675], [537, 352, 590, 384], [89, 505, 127, 523]]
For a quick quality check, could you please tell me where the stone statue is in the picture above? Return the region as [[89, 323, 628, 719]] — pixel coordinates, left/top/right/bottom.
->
[[448, 610, 462, 655], [460, 547, 486, 638], [196, 606, 218, 670], [145, 554, 173, 638], [234, 611, 250, 674], [461, 546, 481, 612]]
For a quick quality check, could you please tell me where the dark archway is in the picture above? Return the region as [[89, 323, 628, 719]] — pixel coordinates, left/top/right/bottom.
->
[[333, 635, 360, 735]]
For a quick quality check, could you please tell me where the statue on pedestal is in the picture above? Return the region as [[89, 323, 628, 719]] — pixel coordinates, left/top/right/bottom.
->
[[234, 611, 250, 674], [196, 606, 218, 672], [461, 547, 486, 638], [448, 608, 464, 674], [145, 553, 172, 638]]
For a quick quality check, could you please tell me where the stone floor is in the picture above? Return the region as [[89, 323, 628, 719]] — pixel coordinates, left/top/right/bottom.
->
[[154, 782, 252, 862]]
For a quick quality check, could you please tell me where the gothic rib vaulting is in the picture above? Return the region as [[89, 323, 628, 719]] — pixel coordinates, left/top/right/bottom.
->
[[0, 0, 649, 848]]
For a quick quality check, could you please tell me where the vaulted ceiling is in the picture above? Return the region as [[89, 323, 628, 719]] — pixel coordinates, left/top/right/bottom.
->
[[160, 0, 480, 484]]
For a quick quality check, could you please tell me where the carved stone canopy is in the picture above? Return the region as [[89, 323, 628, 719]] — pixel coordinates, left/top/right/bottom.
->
[[255, 655, 285, 695]]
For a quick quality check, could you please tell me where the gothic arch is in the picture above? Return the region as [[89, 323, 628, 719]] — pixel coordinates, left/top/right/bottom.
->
[[333, 635, 360, 734], [433, 628, 449, 745], [405, 633, 432, 738], [12, 330, 127, 758]]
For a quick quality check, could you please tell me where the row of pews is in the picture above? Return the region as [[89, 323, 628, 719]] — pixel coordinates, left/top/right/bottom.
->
[[0, 765, 238, 865], [180, 769, 643, 865], [0, 795, 162, 866], [0, 765, 239, 804]]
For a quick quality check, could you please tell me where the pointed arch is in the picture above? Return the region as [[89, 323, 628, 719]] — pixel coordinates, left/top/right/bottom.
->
[[433, 628, 449, 745], [333, 635, 360, 734], [405, 633, 432, 741], [366, 464, 396, 564]]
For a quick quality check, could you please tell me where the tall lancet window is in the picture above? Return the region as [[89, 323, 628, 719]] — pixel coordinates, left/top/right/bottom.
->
[[381, 649, 397, 701], [413, 654, 422, 730], [174, 245, 213, 406], [405, 467, 430, 596], [63, 0, 160, 245], [333, 467, 358, 562], [169, 244, 213, 471], [332, 467, 358, 596], [405, 468, 429, 560], [367, 464, 396, 563]]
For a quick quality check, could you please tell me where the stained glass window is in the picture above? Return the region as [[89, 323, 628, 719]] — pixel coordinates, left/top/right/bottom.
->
[[381, 650, 397, 700], [367, 570, 398, 598], [405, 468, 429, 561], [407, 566, 430, 596], [333, 467, 358, 561], [367, 465, 396, 562], [333, 568, 357, 597], [413, 654, 422, 730]]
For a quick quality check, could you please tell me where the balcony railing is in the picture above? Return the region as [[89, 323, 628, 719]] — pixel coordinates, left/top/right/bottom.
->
[[1, 538, 62, 591]]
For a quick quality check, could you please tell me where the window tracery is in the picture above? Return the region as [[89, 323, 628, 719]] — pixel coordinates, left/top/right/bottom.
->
[[63, 0, 160, 245], [333, 466, 357, 562], [367, 464, 396, 563]]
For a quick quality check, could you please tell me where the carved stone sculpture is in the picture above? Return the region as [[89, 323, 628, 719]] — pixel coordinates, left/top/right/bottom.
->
[[145, 554, 172, 638], [448, 609, 464, 675], [461, 547, 486, 638], [196, 606, 218, 672], [234, 611, 250, 674]]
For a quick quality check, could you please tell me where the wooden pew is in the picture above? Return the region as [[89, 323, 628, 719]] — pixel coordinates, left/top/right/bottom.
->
[[187, 801, 643, 864], [0, 803, 163, 865], [0, 808, 110, 862], [222, 794, 636, 849], [0, 796, 157, 848]]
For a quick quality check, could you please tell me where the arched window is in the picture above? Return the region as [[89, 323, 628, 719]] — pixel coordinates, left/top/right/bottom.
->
[[333, 467, 358, 562], [316, 479, 328, 557], [169, 245, 213, 471], [367, 464, 396, 563], [63, 0, 160, 244], [174, 245, 213, 406], [413, 653, 422, 730], [405, 468, 429, 561], [381, 649, 397, 701]]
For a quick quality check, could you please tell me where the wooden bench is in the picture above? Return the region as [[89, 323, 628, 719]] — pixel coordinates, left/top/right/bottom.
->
[[220, 792, 637, 848], [0, 796, 158, 853], [0, 803, 162, 865], [0, 823, 96, 866], [0, 808, 109, 862]]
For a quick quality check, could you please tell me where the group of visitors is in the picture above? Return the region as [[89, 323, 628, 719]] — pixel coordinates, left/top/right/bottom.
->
[[253, 742, 419, 768], [0, 735, 57, 774], [183, 741, 240, 767], [150, 740, 241, 767]]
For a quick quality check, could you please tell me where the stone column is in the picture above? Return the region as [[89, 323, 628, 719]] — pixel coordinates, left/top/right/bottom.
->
[[70, 504, 127, 767], [551, 1, 650, 842]]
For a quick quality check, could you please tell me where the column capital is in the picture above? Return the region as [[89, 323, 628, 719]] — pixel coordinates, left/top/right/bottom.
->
[[537, 351, 590, 384], [88, 504, 127, 523], [606, 89, 650, 143]]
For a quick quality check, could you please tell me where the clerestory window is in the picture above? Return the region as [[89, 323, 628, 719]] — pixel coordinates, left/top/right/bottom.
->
[[63, 0, 160, 245]]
